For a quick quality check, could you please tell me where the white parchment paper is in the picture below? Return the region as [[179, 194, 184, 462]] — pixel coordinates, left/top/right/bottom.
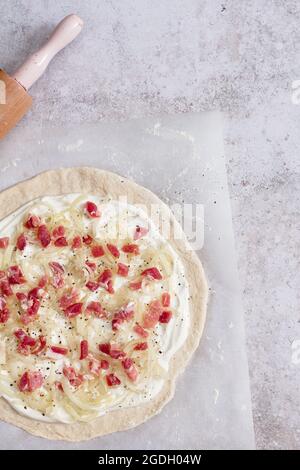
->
[[0, 112, 255, 449]]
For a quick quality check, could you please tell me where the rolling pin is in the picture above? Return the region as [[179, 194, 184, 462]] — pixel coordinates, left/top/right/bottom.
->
[[0, 14, 83, 140]]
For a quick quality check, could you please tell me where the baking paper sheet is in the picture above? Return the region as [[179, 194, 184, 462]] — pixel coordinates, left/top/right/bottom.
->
[[0, 112, 255, 449]]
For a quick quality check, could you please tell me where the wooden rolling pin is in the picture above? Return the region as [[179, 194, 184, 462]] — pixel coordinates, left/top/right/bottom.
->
[[0, 14, 83, 140]]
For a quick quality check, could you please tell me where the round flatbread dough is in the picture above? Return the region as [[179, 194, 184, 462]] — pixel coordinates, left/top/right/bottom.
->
[[0, 167, 207, 441]]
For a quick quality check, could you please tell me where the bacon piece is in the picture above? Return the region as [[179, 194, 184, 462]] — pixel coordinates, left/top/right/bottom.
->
[[85, 261, 96, 272], [99, 343, 111, 355], [106, 373, 121, 386], [31, 335, 47, 355], [85, 280, 99, 292], [133, 323, 149, 338], [38, 275, 48, 288], [15, 329, 37, 355], [88, 357, 103, 375], [8, 265, 26, 285], [85, 201, 100, 218], [64, 302, 83, 318], [22, 298, 40, 323], [143, 300, 162, 329], [51, 346, 68, 355], [86, 301, 105, 318], [18, 371, 43, 392], [59, 288, 79, 310], [98, 269, 114, 294], [161, 292, 170, 308], [71, 236, 82, 249], [79, 340, 88, 360], [63, 366, 84, 387], [28, 286, 45, 300], [117, 263, 129, 277], [122, 358, 138, 382], [0, 279, 13, 296], [122, 244, 140, 255], [134, 342, 148, 351], [37, 224, 51, 248], [0, 303, 9, 323], [0, 237, 9, 249], [129, 280, 142, 291], [91, 245, 105, 257], [49, 262, 64, 288], [112, 303, 134, 331], [54, 237, 68, 247], [106, 243, 120, 258], [159, 311, 172, 323], [141, 267, 162, 280], [133, 225, 149, 240], [54, 381, 64, 392], [82, 234, 93, 245], [52, 225, 65, 238], [24, 214, 41, 229]]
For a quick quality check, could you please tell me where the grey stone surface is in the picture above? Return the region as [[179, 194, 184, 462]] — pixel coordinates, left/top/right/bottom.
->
[[1, 0, 299, 449]]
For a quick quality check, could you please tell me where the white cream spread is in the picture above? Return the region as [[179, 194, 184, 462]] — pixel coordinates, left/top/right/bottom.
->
[[0, 194, 189, 423]]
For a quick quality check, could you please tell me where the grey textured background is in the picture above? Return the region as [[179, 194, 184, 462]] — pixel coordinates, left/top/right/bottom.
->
[[1, 0, 299, 449]]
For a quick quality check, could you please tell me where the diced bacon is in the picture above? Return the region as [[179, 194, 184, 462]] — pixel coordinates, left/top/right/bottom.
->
[[86, 301, 105, 318], [98, 269, 114, 294], [101, 360, 109, 370], [99, 343, 125, 360], [109, 347, 126, 359], [106, 243, 120, 258], [52, 225, 65, 238], [16, 233, 26, 251], [0, 306, 9, 323], [26, 298, 40, 318], [72, 236, 82, 249], [99, 343, 111, 355], [49, 262, 64, 288], [112, 303, 134, 331], [54, 381, 64, 392], [0, 279, 13, 296], [18, 371, 43, 392], [122, 244, 140, 255], [59, 288, 79, 310], [133, 323, 149, 338], [161, 292, 170, 308], [79, 340, 88, 360], [15, 329, 38, 355], [64, 302, 83, 318], [28, 287, 45, 300], [31, 335, 46, 355], [129, 280, 142, 291], [85, 201, 100, 218], [24, 214, 41, 229], [63, 366, 84, 388], [143, 300, 162, 329], [0, 237, 9, 249], [85, 261, 96, 272], [50, 346, 68, 355], [91, 245, 105, 257], [117, 263, 129, 277], [159, 311, 172, 323], [0, 296, 6, 310], [16, 292, 28, 309], [134, 342, 148, 351], [141, 267, 162, 280], [8, 265, 26, 285], [122, 358, 138, 382], [133, 225, 149, 240], [38, 275, 48, 288], [85, 280, 99, 292], [82, 234, 93, 245], [37, 224, 51, 248], [106, 373, 121, 386], [54, 237, 68, 247]]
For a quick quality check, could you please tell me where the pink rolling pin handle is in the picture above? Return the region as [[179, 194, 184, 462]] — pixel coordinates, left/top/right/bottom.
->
[[12, 14, 83, 91]]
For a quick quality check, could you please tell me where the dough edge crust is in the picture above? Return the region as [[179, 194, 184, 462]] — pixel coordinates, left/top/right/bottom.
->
[[0, 167, 208, 441]]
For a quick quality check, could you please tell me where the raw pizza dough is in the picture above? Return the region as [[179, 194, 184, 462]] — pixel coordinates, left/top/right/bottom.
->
[[0, 167, 208, 441]]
